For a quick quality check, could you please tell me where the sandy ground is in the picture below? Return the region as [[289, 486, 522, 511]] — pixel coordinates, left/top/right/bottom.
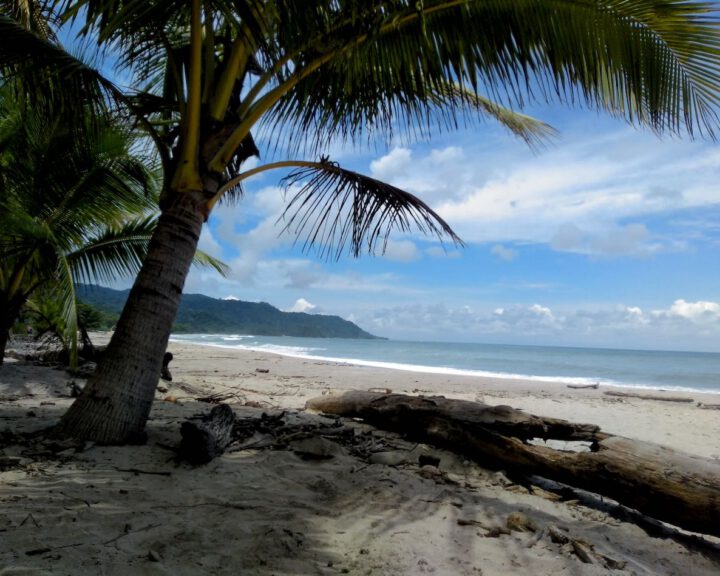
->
[[1, 334, 719, 575]]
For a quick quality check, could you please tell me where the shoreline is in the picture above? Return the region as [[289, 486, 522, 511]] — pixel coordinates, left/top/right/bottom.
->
[[169, 335, 720, 395], [158, 334, 720, 459]]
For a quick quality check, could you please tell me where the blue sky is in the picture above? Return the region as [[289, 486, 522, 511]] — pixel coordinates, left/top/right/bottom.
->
[[67, 15, 720, 353], [177, 103, 720, 352]]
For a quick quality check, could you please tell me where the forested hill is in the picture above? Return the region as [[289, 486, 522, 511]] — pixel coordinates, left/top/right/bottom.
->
[[76, 285, 381, 339]]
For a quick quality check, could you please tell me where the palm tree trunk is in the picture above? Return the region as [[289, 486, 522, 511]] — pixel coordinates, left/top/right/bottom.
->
[[0, 297, 24, 366], [0, 323, 9, 366], [56, 191, 206, 443]]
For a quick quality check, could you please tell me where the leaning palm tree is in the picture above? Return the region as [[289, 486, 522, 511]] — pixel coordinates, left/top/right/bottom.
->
[[0, 94, 227, 366], [2, 1, 719, 443]]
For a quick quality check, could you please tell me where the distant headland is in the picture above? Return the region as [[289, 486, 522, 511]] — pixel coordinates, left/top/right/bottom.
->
[[77, 284, 382, 340]]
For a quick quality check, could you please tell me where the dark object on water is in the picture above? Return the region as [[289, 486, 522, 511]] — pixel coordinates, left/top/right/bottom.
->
[[160, 352, 173, 381]]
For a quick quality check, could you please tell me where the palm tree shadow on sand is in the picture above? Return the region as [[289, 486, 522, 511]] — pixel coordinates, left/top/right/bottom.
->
[[1, 365, 720, 575]]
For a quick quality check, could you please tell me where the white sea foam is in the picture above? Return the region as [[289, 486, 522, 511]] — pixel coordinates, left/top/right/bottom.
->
[[170, 336, 610, 386], [255, 343, 326, 355], [276, 353, 611, 386], [170, 337, 324, 357], [169, 334, 720, 393]]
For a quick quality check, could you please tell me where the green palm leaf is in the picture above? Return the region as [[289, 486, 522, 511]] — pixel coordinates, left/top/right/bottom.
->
[[67, 216, 157, 286], [280, 158, 463, 260], [0, 14, 113, 115], [68, 215, 230, 284], [260, 0, 720, 152]]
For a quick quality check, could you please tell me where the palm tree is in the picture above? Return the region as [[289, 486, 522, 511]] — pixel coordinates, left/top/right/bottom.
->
[[2, 1, 719, 443], [0, 94, 227, 366]]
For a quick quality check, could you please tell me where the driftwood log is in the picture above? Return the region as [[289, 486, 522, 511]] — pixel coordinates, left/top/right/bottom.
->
[[179, 403, 235, 464], [603, 390, 694, 403], [698, 403, 720, 410], [306, 391, 720, 537], [566, 383, 599, 390]]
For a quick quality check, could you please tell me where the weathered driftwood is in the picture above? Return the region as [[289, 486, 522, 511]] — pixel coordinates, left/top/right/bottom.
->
[[697, 403, 720, 410], [566, 383, 599, 390], [603, 390, 694, 403], [179, 403, 235, 464], [306, 391, 720, 537]]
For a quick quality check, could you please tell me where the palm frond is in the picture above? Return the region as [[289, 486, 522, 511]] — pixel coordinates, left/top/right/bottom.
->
[[191, 250, 230, 277], [67, 215, 230, 282], [0, 14, 117, 117], [55, 247, 79, 367], [0, 210, 55, 259], [66, 215, 156, 285], [279, 159, 463, 260], [431, 86, 558, 149], [1, 0, 59, 41], [262, 0, 720, 155]]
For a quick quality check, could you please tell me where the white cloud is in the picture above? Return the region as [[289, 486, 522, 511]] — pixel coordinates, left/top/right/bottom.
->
[[623, 306, 648, 325], [198, 227, 223, 257], [283, 262, 322, 289], [551, 223, 653, 257], [287, 298, 317, 313], [370, 146, 473, 203], [347, 298, 720, 350], [369, 147, 413, 179], [429, 146, 464, 163], [426, 246, 462, 259], [364, 130, 720, 257], [382, 239, 421, 262], [529, 304, 553, 319], [592, 224, 651, 257], [654, 299, 720, 323], [551, 223, 585, 251], [491, 244, 518, 261], [206, 185, 298, 285]]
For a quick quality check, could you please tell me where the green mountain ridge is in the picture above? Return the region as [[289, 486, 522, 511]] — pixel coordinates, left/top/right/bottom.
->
[[77, 285, 381, 339]]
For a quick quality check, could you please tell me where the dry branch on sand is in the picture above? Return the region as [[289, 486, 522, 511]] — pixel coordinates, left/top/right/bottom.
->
[[603, 391, 695, 403]]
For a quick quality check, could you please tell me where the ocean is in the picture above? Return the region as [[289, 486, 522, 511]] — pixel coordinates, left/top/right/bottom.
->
[[169, 334, 720, 394]]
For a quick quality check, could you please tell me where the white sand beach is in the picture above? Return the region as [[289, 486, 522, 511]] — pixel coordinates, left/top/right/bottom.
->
[[1, 334, 719, 575]]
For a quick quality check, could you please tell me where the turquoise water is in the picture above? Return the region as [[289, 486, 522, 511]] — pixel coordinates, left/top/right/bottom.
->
[[169, 334, 720, 393]]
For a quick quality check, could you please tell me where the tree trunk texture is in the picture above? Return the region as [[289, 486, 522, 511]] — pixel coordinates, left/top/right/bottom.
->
[[306, 392, 720, 537], [0, 323, 9, 366], [179, 403, 236, 464], [0, 296, 25, 366], [0, 327, 10, 366], [56, 192, 207, 444]]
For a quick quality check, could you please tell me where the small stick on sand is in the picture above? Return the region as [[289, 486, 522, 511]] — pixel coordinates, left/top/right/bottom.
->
[[697, 403, 720, 410], [567, 383, 599, 390], [603, 391, 694, 403], [114, 467, 172, 476]]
